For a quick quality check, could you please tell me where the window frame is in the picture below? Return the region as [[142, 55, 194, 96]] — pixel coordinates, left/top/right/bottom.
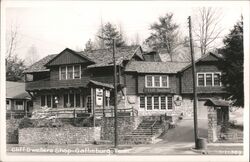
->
[[145, 75, 169, 88], [15, 100, 24, 110], [140, 95, 172, 111], [59, 65, 81, 80], [197, 72, 222, 87]]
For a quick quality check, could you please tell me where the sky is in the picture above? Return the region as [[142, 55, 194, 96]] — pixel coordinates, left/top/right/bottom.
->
[[3, 1, 245, 63]]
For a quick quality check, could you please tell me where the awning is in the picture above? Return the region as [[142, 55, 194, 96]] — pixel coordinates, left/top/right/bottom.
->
[[204, 98, 230, 107], [88, 80, 114, 89]]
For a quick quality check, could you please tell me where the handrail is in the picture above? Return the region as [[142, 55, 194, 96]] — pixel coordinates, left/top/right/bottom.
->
[[150, 120, 158, 135]]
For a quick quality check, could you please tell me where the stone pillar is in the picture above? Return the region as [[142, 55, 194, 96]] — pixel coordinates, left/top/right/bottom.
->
[[207, 106, 218, 142]]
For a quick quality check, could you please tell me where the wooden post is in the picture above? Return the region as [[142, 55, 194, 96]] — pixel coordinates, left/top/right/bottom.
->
[[103, 89, 106, 117], [91, 87, 95, 127], [113, 38, 118, 148]]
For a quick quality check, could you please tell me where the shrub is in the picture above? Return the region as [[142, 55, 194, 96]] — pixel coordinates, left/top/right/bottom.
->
[[18, 117, 34, 129]]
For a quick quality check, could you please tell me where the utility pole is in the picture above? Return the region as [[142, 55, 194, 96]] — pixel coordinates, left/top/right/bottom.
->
[[188, 16, 199, 149], [113, 38, 118, 148], [98, 36, 118, 149]]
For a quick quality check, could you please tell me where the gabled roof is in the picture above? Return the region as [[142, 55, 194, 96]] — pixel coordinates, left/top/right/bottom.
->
[[45, 48, 94, 66], [24, 46, 143, 73], [78, 45, 143, 68], [179, 52, 223, 72], [23, 54, 57, 73], [125, 61, 190, 74], [6, 81, 31, 100], [204, 98, 230, 107]]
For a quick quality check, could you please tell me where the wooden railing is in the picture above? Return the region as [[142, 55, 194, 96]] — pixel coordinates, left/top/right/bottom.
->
[[150, 120, 158, 135], [25, 77, 90, 91], [95, 107, 138, 117], [6, 112, 32, 119]]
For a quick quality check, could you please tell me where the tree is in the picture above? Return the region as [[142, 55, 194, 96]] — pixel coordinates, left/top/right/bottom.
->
[[6, 55, 26, 81], [84, 39, 95, 51], [219, 18, 243, 107], [6, 24, 20, 60], [102, 22, 126, 48], [193, 7, 223, 55]]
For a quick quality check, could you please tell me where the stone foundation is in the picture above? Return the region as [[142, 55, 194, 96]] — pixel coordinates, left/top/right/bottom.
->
[[19, 126, 101, 145]]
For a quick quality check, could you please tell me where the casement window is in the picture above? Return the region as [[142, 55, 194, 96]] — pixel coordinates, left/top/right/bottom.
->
[[160, 96, 166, 110], [214, 73, 221, 86], [154, 76, 160, 87], [87, 96, 92, 112], [139, 96, 145, 108], [154, 96, 159, 109], [167, 96, 173, 110], [41, 95, 57, 108], [64, 94, 69, 107], [60, 65, 81, 80], [15, 100, 24, 110], [145, 75, 169, 88], [139, 96, 172, 110], [146, 96, 152, 110], [146, 76, 153, 87], [69, 94, 75, 108], [197, 72, 221, 87], [198, 74, 205, 87]]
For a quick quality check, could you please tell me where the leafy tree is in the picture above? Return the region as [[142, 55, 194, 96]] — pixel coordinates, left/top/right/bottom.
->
[[102, 22, 126, 48], [219, 18, 243, 107], [6, 55, 26, 81], [84, 39, 95, 51], [144, 13, 180, 61]]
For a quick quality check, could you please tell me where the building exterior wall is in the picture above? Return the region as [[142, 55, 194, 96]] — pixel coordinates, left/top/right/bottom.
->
[[181, 63, 225, 94]]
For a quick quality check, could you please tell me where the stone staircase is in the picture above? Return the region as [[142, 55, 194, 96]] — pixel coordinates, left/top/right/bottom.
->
[[122, 120, 163, 144]]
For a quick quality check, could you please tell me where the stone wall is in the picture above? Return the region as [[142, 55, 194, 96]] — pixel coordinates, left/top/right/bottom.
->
[[19, 126, 101, 145], [101, 116, 142, 144], [6, 119, 22, 144]]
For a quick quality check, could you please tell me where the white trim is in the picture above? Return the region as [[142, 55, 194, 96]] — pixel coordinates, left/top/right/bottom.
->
[[145, 75, 169, 88], [197, 72, 222, 87]]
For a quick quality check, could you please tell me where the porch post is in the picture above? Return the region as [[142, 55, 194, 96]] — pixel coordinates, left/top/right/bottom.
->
[[91, 87, 95, 127]]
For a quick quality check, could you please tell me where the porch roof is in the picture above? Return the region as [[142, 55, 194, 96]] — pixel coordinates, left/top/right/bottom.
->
[[89, 80, 114, 89], [204, 98, 230, 107]]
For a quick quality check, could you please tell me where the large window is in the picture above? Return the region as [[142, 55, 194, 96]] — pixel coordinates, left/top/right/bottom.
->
[[197, 72, 221, 87], [64, 93, 81, 108], [145, 75, 169, 88], [139, 96, 172, 110], [41, 95, 46, 107], [47, 95, 52, 108], [60, 65, 81, 80]]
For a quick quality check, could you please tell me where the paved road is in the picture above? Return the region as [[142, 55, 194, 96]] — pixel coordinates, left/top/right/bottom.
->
[[157, 119, 208, 144]]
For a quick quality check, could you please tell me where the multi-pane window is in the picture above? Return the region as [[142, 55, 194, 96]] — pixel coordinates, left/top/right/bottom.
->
[[160, 96, 166, 110], [6, 100, 10, 110], [206, 74, 213, 86], [139, 96, 172, 110], [64, 94, 69, 107], [214, 73, 220, 86], [74, 65, 80, 79], [87, 96, 92, 112], [167, 96, 173, 110], [60, 65, 81, 80], [64, 93, 81, 108], [198, 74, 205, 87], [61, 66, 66, 80], [146, 76, 153, 87], [67, 66, 73, 79], [154, 76, 160, 87], [162, 76, 168, 87], [140, 96, 145, 108], [147, 96, 152, 110], [145, 75, 169, 88], [197, 72, 221, 87], [154, 96, 159, 109]]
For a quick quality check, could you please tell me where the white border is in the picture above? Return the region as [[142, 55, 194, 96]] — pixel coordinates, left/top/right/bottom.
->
[[1, 1, 249, 162]]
